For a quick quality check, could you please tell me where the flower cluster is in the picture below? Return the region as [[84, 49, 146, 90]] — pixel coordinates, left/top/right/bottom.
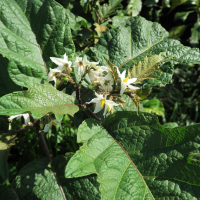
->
[[8, 53, 140, 132], [49, 53, 140, 118]]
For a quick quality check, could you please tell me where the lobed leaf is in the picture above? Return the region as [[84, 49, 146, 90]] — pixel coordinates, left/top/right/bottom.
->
[[7, 154, 101, 200], [0, 0, 47, 87], [0, 83, 79, 121], [127, 52, 175, 84], [87, 16, 200, 88], [15, 0, 75, 69], [96, 0, 123, 21], [66, 111, 200, 199], [65, 118, 154, 200]]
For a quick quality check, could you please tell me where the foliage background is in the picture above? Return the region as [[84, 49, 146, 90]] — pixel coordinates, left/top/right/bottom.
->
[[0, 0, 200, 199]]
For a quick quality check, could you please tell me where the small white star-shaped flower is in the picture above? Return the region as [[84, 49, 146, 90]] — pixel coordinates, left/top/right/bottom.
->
[[48, 68, 62, 87], [117, 68, 139, 95], [98, 71, 114, 92], [86, 92, 119, 117], [50, 53, 72, 72], [88, 66, 109, 82], [43, 119, 63, 132], [9, 113, 30, 125], [72, 56, 99, 77]]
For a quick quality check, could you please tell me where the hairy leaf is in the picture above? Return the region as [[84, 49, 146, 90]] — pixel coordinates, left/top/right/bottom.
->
[[105, 112, 200, 198], [65, 118, 154, 200], [0, 0, 47, 87], [96, 0, 123, 21], [66, 111, 200, 199], [128, 52, 175, 84], [87, 16, 200, 88], [0, 83, 79, 121], [15, 0, 75, 69]]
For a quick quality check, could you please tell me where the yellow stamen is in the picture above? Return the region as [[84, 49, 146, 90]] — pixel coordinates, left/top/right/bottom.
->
[[101, 99, 105, 107], [52, 122, 56, 126], [123, 77, 129, 83]]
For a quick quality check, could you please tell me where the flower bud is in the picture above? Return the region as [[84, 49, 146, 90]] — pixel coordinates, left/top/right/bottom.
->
[[117, 97, 126, 103], [64, 77, 68, 82]]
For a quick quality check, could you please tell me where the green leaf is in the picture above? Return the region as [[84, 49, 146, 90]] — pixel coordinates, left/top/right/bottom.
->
[[0, 183, 18, 200], [169, 25, 187, 39], [15, 0, 75, 70], [0, 0, 48, 87], [87, 16, 200, 88], [162, 122, 179, 128], [0, 83, 79, 121], [10, 155, 100, 200], [190, 21, 200, 47], [141, 98, 165, 116], [88, 16, 200, 68], [169, 0, 188, 13], [104, 112, 200, 198], [174, 11, 194, 22], [65, 118, 155, 200], [0, 132, 17, 181], [66, 9, 91, 30], [52, 154, 101, 200], [110, 16, 132, 28], [80, 0, 91, 13], [126, 0, 142, 16], [128, 52, 175, 84], [96, 0, 123, 21], [66, 111, 200, 199]]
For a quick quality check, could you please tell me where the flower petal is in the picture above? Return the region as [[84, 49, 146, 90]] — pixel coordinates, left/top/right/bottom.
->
[[23, 113, 30, 125], [121, 70, 126, 80], [128, 85, 140, 90], [103, 104, 108, 118], [43, 123, 52, 132], [50, 57, 65, 66], [127, 78, 137, 84], [63, 53, 67, 61], [94, 101, 103, 113], [105, 100, 119, 106], [120, 82, 127, 95]]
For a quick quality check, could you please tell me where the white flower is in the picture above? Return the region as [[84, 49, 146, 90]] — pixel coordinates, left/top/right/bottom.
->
[[71, 91, 76, 97], [117, 68, 139, 95], [48, 68, 62, 87], [99, 71, 114, 92], [50, 53, 72, 71], [88, 66, 109, 82], [9, 113, 30, 125], [86, 92, 119, 117], [43, 119, 63, 132], [72, 56, 98, 77]]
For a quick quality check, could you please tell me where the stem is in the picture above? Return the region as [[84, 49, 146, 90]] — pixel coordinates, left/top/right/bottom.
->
[[35, 122, 67, 200], [52, 169, 67, 200], [77, 69, 89, 105], [37, 130, 52, 163]]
